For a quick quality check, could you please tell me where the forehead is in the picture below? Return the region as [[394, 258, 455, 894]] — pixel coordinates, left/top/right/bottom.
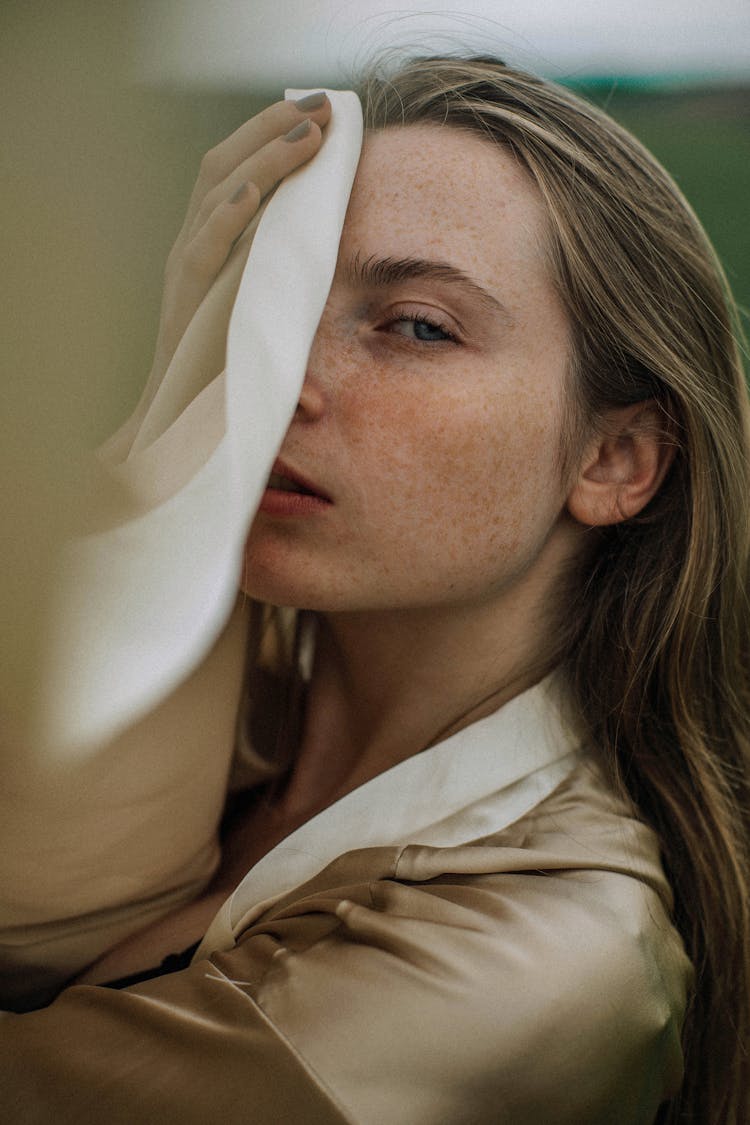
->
[[338, 124, 551, 299]]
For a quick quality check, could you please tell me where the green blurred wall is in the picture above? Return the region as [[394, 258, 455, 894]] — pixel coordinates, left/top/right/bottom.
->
[[577, 82, 750, 348]]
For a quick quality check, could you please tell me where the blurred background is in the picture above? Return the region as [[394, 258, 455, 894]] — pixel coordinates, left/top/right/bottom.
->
[[2, 0, 748, 731]]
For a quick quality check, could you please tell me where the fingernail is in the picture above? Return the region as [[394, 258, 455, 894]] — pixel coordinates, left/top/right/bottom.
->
[[283, 118, 312, 143], [230, 182, 249, 203], [294, 91, 326, 111]]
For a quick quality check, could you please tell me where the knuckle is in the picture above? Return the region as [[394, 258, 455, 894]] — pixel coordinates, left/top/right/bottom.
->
[[265, 99, 300, 131], [198, 146, 221, 179], [194, 189, 219, 228]]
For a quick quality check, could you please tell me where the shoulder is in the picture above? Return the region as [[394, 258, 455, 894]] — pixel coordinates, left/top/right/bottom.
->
[[234, 759, 692, 1123], [1, 761, 692, 1125]]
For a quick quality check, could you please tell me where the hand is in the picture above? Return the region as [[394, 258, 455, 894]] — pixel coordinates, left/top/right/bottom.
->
[[151, 93, 332, 382]]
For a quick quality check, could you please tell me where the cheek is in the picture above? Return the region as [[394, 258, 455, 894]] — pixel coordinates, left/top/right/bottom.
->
[[347, 370, 565, 569]]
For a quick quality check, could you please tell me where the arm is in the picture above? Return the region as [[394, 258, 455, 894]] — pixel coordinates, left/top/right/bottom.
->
[[1, 849, 687, 1124]]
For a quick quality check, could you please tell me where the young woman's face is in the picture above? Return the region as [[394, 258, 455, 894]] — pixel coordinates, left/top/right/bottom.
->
[[243, 124, 574, 613]]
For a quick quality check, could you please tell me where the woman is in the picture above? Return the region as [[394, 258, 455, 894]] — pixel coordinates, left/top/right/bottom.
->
[[2, 56, 749, 1124]]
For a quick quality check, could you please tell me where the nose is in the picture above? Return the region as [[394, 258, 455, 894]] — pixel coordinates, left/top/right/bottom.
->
[[294, 306, 336, 421], [295, 367, 326, 421]]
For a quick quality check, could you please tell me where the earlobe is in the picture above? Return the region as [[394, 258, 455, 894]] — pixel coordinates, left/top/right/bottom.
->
[[566, 402, 676, 527]]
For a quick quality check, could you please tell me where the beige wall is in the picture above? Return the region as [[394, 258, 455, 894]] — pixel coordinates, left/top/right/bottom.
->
[[1, 2, 271, 733]]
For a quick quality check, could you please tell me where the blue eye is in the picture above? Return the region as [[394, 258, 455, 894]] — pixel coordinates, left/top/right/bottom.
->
[[390, 316, 456, 344], [412, 318, 451, 342]]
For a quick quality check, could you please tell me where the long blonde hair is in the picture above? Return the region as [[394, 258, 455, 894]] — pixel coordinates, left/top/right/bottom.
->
[[358, 55, 750, 1123]]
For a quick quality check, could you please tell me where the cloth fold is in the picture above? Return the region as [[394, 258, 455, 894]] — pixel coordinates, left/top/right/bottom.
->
[[36, 88, 363, 755]]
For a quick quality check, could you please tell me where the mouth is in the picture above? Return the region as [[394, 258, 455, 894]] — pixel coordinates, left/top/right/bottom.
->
[[258, 459, 332, 516], [265, 460, 330, 500], [267, 471, 317, 496]]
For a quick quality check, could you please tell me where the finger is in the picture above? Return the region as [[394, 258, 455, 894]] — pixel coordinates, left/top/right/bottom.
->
[[197, 94, 331, 190], [155, 180, 263, 368], [180, 179, 262, 287], [180, 95, 331, 238], [188, 118, 324, 243]]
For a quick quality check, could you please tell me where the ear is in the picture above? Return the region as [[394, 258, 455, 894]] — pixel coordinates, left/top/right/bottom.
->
[[566, 401, 676, 527]]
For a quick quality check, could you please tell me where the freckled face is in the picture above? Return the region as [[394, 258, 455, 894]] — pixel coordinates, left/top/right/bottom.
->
[[243, 124, 573, 612]]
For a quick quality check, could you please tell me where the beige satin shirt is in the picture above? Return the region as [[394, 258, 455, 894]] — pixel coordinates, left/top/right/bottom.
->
[[1, 679, 691, 1124]]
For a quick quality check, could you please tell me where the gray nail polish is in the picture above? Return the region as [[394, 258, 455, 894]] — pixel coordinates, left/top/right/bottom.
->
[[283, 118, 312, 142], [230, 182, 249, 203], [294, 91, 326, 110]]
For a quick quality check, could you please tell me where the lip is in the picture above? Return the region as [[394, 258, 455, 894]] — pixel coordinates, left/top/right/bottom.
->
[[258, 458, 333, 517], [269, 459, 331, 501]]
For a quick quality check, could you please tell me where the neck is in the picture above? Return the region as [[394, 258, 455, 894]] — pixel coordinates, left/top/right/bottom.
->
[[273, 549, 571, 821]]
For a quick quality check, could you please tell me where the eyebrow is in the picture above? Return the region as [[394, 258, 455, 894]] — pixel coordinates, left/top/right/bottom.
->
[[344, 252, 512, 322]]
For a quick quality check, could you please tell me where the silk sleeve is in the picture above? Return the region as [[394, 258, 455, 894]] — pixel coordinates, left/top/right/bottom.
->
[[1, 837, 689, 1125]]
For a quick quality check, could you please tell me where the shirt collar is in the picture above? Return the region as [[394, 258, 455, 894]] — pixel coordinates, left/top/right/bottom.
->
[[197, 673, 582, 958]]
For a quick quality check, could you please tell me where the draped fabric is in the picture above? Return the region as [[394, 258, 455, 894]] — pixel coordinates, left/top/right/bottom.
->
[[1, 744, 691, 1124]]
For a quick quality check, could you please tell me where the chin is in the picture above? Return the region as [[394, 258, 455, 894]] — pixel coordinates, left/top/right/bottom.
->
[[240, 555, 337, 612], [241, 529, 363, 612]]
